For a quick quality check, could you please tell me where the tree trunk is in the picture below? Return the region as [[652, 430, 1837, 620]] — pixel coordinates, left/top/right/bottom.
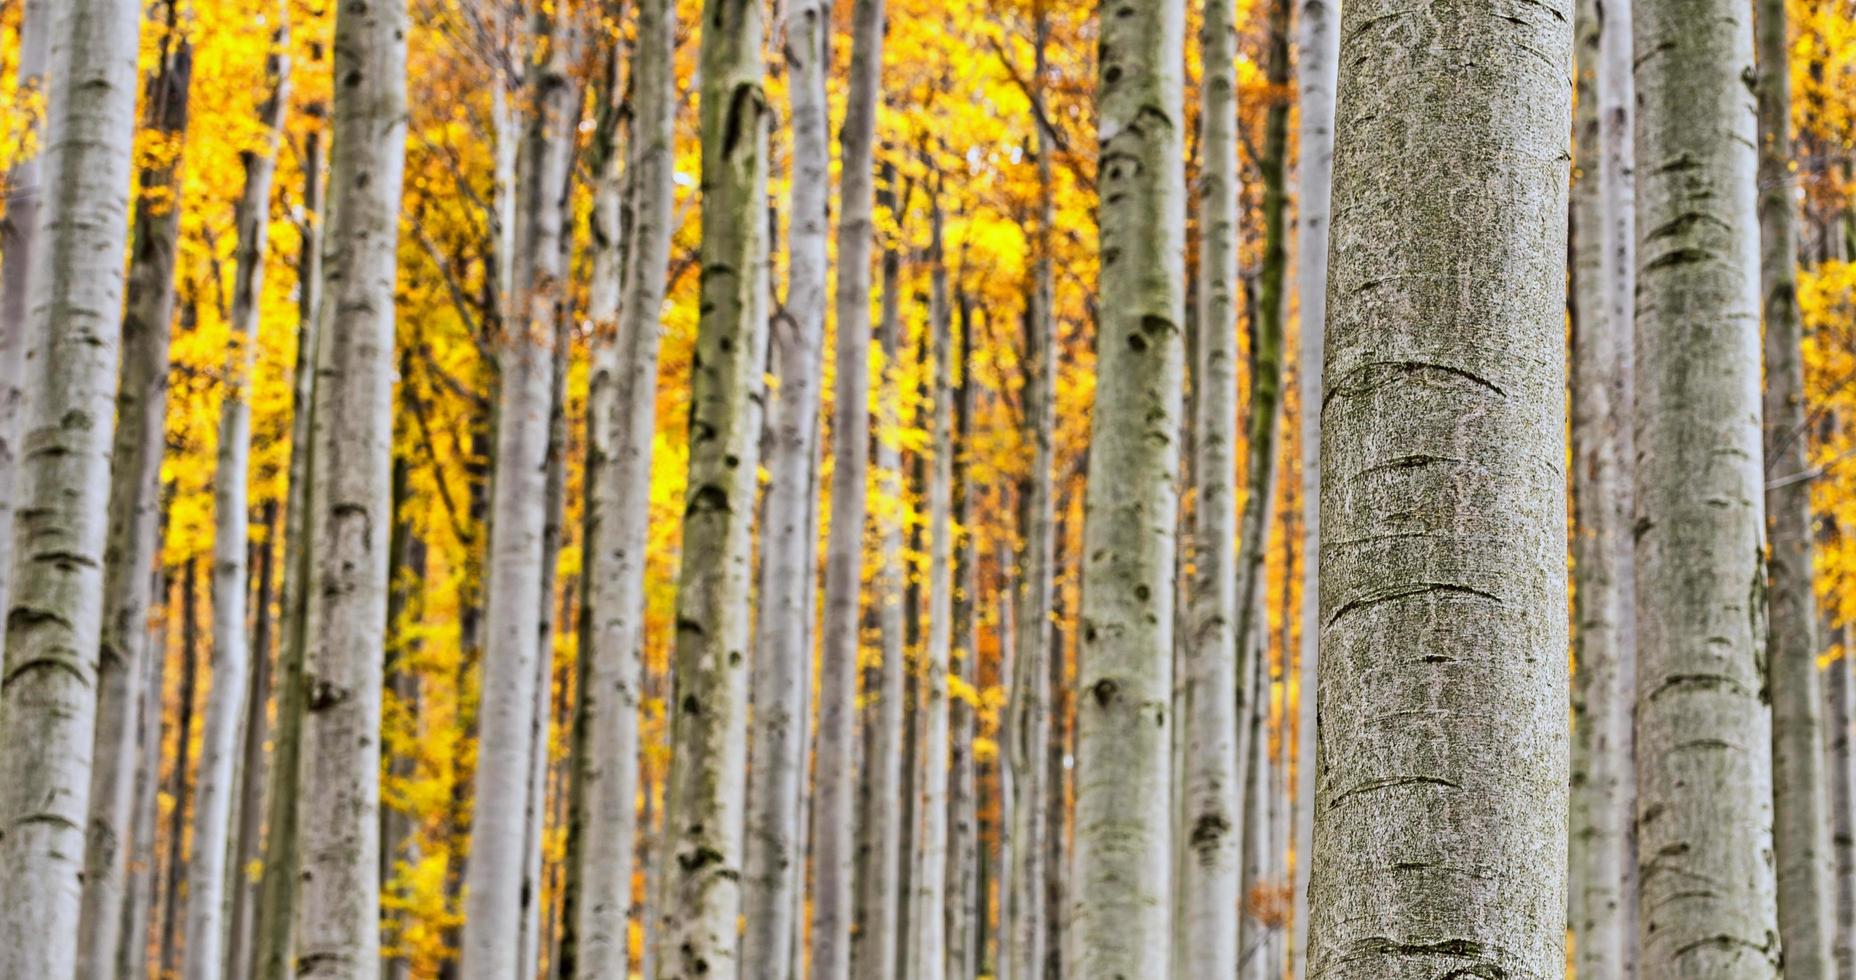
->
[[0, 0, 51, 620], [810, 0, 886, 968], [1288, 0, 1337, 965], [382, 450, 423, 980], [1568, 0, 1637, 969], [1758, 0, 1834, 965], [71, 14, 189, 976], [122, 571, 170, 980], [742, 0, 828, 964], [1238, 648, 1270, 980], [461, 9, 579, 976], [253, 100, 326, 980], [185, 31, 290, 979], [1632, 0, 1779, 969], [1073, 0, 1186, 970], [853, 165, 908, 980], [0, 0, 143, 972], [1178, 0, 1242, 968], [574, 0, 675, 970], [946, 301, 979, 980], [1828, 625, 1856, 976], [162, 561, 204, 978], [1308, 0, 1572, 973], [228, 498, 279, 977], [293, 0, 408, 972], [656, 0, 769, 972]]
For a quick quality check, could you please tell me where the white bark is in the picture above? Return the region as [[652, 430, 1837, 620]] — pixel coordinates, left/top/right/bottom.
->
[[460, 8, 578, 975], [293, 0, 407, 973], [809, 0, 885, 969], [656, 0, 769, 971], [1073, 0, 1186, 970], [122, 603, 168, 980], [1827, 627, 1856, 976], [0, 0, 51, 621], [1308, 0, 1572, 973], [1238, 648, 1271, 980], [576, 0, 676, 969], [1178, 0, 1241, 970], [0, 0, 143, 974], [1632, 0, 1779, 968], [741, 0, 827, 967]]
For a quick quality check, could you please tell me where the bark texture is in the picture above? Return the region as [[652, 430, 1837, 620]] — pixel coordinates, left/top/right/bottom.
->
[[656, 0, 769, 972], [0, 0, 144, 974], [293, 0, 408, 973], [1073, 0, 1186, 971], [1308, 0, 1573, 973], [1757, 0, 1834, 965], [0, 0, 50, 620], [574, 0, 676, 970], [1632, 0, 1780, 968], [1568, 0, 1637, 971], [1828, 629, 1856, 977]]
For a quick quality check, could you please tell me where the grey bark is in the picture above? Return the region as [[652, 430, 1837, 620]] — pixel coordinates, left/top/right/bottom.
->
[[1758, 0, 1835, 965], [122, 581, 169, 980], [946, 308, 979, 980], [741, 0, 829, 965], [162, 560, 203, 979], [292, 0, 408, 972], [1308, 0, 1573, 972], [1238, 648, 1270, 979], [0, 0, 144, 972], [1632, 0, 1780, 968], [461, 7, 579, 974], [1073, 0, 1187, 970], [809, 0, 886, 969], [0, 0, 50, 620], [1828, 625, 1856, 976], [575, 0, 675, 970], [1568, 0, 1637, 971], [1178, 0, 1242, 969], [253, 102, 326, 980], [656, 0, 769, 971], [229, 502, 280, 978], [73, 15, 189, 976]]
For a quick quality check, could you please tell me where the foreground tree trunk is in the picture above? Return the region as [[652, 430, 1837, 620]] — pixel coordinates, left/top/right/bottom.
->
[[1758, 0, 1834, 966], [573, 0, 676, 972], [293, 0, 408, 973], [741, 0, 828, 963], [461, 8, 578, 975], [1568, 0, 1637, 970], [1632, 0, 1779, 970], [1177, 0, 1241, 969], [186, 29, 291, 979], [73, 13, 190, 975], [253, 104, 326, 980], [1307, 0, 1572, 973], [656, 0, 769, 972], [809, 0, 886, 969], [0, 0, 50, 617], [1073, 0, 1186, 971], [0, 0, 144, 974]]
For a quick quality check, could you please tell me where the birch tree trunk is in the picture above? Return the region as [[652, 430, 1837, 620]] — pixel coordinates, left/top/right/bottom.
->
[[72, 16, 189, 975], [161, 562, 203, 978], [1757, 0, 1834, 964], [0, 0, 50, 619], [186, 32, 291, 979], [122, 588, 169, 980], [1288, 0, 1338, 967], [1238, 649, 1270, 980], [1178, 0, 1241, 968], [461, 7, 578, 973], [1632, 0, 1779, 968], [656, 0, 769, 971], [1073, 0, 1187, 969], [293, 0, 408, 972], [853, 168, 908, 980], [810, 0, 886, 969], [741, 0, 828, 963], [253, 106, 325, 980], [229, 501, 280, 978], [1308, 0, 1572, 972], [1828, 626, 1856, 976], [0, 0, 144, 973], [1568, 0, 1637, 970], [946, 313, 979, 980]]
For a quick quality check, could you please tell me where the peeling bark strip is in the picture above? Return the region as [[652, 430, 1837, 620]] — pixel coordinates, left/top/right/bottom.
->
[[1757, 0, 1835, 962], [1632, 0, 1780, 965], [1307, 0, 1572, 974], [0, 0, 143, 975], [656, 0, 769, 975], [1073, 0, 1186, 972], [1568, 0, 1638, 970], [293, 0, 408, 975]]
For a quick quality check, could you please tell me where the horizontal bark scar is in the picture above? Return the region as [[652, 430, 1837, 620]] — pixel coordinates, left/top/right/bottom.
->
[[1327, 774, 1461, 809], [1339, 936, 1506, 979], [1643, 672, 1752, 702], [1326, 581, 1500, 628], [1323, 360, 1507, 414]]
